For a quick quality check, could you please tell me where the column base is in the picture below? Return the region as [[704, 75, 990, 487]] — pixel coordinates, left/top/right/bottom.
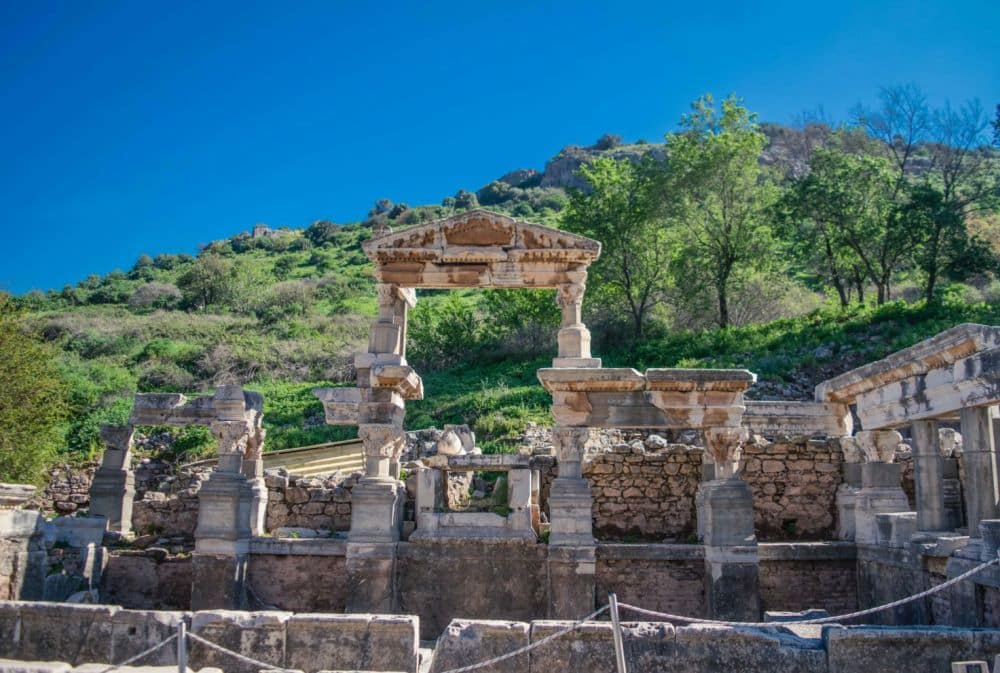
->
[[835, 484, 860, 541], [547, 545, 596, 619], [89, 470, 134, 534], [696, 478, 755, 546], [348, 478, 405, 543]]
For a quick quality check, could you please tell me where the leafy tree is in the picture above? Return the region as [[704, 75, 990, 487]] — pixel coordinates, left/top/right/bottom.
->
[[0, 295, 67, 484], [853, 83, 929, 182], [454, 189, 479, 210], [129, 282, 182, 311], [659, 94, 779, 327], [563, 157, 671, 339], [176, 253, 234, 309], [788, 148, 903, 305], [305, 220, 339, 246], [595, 133, 623, 150]]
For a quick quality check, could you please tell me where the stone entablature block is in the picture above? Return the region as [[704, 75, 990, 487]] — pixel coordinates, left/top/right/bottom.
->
[[743, 400, 853, 438], [815, 323, 1000, 429], [538, 367, 756, 429]]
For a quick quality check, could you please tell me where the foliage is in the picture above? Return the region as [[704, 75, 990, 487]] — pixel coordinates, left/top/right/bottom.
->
[[564, 157, 670, 338], [659, 94, 780, 327], [0, 296, 67, 483]]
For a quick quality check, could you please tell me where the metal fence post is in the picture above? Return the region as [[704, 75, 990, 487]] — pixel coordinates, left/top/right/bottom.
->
[[177, 621, 187, 673], [609, 593, 628, 673]]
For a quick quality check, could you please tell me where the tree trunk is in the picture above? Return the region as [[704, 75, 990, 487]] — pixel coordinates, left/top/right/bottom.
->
[[824, 238, 849, 308], [717, 283, 729, 329]]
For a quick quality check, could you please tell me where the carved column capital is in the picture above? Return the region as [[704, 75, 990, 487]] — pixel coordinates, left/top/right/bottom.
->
[[855, 429, 902, 463], [211, 420, 251, 455], [838, 436, 862, 464], [704, 426, 750, 479], [100, 424, 134, 453], [938, 428, 963, 457], [551, 426, 590, 479], [555, 282, 586, 309]]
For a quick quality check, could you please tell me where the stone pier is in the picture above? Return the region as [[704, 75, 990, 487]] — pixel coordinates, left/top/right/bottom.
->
[[960, 406, 999, 537], [853, 430, 909, 545], [88, 424, 135, 534], [697, 427, 760, 621], [835, 436, 862, 541], [911, 419, 948, 532]]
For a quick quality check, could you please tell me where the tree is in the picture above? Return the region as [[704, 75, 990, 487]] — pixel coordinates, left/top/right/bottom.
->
[[659, 94, 779, 328], [790, 148, 904, 304], [176, 253, 234, 309], [305, 220, 339, 246], [852, 83, 930, 181], [563, 157, 672, 339], [0, 295, 67, 484]]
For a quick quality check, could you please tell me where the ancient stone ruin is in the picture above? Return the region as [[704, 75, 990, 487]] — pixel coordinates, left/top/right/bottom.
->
[[3, 211, 1000, 672]]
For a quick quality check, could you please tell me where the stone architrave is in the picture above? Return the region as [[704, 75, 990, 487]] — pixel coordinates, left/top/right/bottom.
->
[[911, 419, 948, 532], [853, 430, 910, 545], [696, 427, 759, 621], [89, 424, 135, 533], [959, 406, 1000, 537]]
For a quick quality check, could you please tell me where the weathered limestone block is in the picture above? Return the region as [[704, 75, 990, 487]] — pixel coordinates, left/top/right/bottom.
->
[[824, 625, 1000, 673], [4, 602, 118, 665], [285, 613, 418, 673], [109, 608, 185, 666], [430, 620, 529, 673], [189, 610, 291, 673], [743, 400, 853, 439], [674, 624, 825, 673], [960, 406, 999, 537], [89, 425, 135, 533], [546, 545, 596, 620]]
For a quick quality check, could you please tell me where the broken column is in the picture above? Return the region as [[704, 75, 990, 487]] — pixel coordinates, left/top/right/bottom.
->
[[959, 406, 999, 537], [88, 424, 135, 534], [697, 426, 760, 622], [547, 425, 597, 619], [553, 280, 600, 368], [836, 436, 862, 540], [853, 430, 910, 545], [0, 483, 45, 600], [315, 282, 421, 614], [131, 384, 265, 609]]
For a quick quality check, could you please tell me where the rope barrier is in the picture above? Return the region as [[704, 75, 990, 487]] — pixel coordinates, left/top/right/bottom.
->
[[86, 633, 178, 673], [185, 632, 299, 673], [435, 604, 611, 673], [618, 555, 1000, 628]]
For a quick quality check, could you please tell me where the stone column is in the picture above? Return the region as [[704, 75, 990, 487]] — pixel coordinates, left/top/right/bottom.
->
[[959, 406, 1000, 537], [547, 426, 596, 619], [697, 427, 760, 621], [191, 419, 253, 610], [836, 436, 862, 540], [853, 430, 910, 545], [345, 423, 406, 614], [89, 424, 135, 534], [911, 420, 948, 532], [940, 429, 965, 530], [553, 282, 600, 368]]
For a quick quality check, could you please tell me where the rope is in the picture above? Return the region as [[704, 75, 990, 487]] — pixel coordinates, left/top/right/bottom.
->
[[186, 631, 298, 672], [86, 633, 178, 672], [618, 555, 999, 628], [435, 605, 610, 673]]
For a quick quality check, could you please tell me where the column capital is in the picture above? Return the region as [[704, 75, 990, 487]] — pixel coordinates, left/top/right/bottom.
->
[[704, 426, 750, 479], [99, 424, 134, 453], [211, 419, 251, 455], [855, 429, 903, 463], [939, 428, 963, 457], [838, 436, 862, 464]]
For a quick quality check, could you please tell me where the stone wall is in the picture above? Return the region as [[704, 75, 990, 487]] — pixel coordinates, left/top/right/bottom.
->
[[595, 544, 705, 618], [758, 542, 858, 616], [246, 539, 350, 612], [99, 550, 192, 610], [742, 438, 845, 540], [36, 463, 96, 515], [263, 471, 358, 532], [397, 539, 549, 639], [0, 600, 419, 673]]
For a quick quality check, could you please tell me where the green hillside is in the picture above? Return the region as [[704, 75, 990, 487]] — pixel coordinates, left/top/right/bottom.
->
[[3, 91, 999, 483]]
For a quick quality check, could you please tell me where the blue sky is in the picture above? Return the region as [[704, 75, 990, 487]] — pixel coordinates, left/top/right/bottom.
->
[[1, 1, 997, 293]]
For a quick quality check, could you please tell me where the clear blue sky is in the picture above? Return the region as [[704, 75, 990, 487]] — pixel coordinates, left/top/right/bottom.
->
[[1, 1, 997, 293]]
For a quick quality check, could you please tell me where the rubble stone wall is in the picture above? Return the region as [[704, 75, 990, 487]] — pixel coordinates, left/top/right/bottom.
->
[[595, 544, 705, 618], [758, 558, 858, 615], [263, 471, 358, 532], [99, 550, 192, 610]]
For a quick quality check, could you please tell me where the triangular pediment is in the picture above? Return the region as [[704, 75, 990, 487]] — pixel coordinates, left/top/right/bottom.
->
[[362, 209, 601, 265]]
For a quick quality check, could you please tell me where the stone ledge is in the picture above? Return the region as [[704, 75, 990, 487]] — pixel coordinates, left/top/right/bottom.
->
[[250, 537, 347, 556], [596, 543, 705, 561], [759, 542, 857, 562]]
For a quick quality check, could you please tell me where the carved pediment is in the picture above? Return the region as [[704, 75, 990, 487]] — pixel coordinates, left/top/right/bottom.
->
[[362, 210, 601, 266]]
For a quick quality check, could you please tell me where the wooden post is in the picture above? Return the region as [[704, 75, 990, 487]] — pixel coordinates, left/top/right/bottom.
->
[[609, 593, 628, 673]]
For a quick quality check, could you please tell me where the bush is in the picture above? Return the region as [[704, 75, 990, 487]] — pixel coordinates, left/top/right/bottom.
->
[[595, 133, 623, 150], [138, 362, 197, 392], [0, 296, 67, 483], [305, 220, 339, 246], [255, 280, 317, 323], [454, 190, 478, 210], [477, 181, 512, 206], [129, 282, 182, 311]]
